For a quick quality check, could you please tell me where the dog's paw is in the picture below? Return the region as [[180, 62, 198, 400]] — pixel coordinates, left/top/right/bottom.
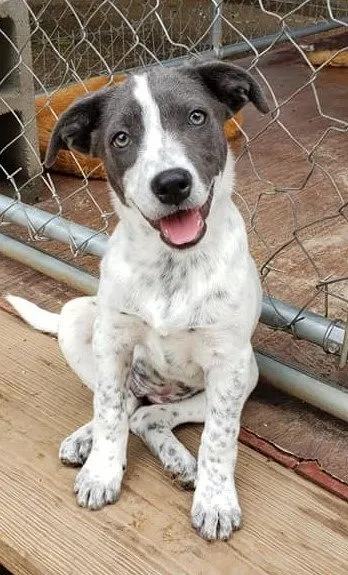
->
[[160, 443, 197, 489], [191, 490, 242, 540], [166, 454, 197, 490], [59, 431, 92, 467], [74, 459, 123, 510]]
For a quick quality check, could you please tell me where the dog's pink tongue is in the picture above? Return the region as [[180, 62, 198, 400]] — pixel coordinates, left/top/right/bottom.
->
[[159, 209, 203, 245]]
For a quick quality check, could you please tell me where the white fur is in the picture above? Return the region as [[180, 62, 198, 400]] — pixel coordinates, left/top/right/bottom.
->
[[122, 74, 210, 222], [5, 295, 59, 334]]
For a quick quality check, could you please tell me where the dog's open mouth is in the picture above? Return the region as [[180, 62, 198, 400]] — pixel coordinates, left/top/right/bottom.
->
[[159, 208, 205, 247], [151, 189, 213, 249]]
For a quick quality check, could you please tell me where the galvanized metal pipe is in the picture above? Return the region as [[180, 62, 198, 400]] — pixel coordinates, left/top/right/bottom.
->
[[0, 194, 108, 258], [217, 19, 347, 59], [211, 1, 223, 54], [0, 232, 99, 295], [262, 295, 346, 356], [256, 351, 348, 423], [339, 316, 348, 369]]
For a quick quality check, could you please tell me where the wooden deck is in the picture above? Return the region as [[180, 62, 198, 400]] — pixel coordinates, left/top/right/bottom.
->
[[0, 308, 347, 575]]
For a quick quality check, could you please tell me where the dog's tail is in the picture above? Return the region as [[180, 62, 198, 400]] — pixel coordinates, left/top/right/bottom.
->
[[5, 295, 60, 335]]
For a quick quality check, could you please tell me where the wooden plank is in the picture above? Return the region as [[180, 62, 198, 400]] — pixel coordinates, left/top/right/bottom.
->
[[0, 311, 347, 575]]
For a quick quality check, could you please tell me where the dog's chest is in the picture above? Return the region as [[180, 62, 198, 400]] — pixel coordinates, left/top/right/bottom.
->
[[117, 251, 235, 335], [120, 261, 222, 402], [130, 328, 204, 403]]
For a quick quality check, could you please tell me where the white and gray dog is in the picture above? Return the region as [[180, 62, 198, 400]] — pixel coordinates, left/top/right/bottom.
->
[[8, 60, 269, 540]]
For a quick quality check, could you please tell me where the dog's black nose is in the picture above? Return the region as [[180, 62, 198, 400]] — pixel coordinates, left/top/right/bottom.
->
[[151, 169, 192, 205]]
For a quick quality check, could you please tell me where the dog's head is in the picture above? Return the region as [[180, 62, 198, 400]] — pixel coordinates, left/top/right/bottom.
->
[[45, 61, 268, 249]]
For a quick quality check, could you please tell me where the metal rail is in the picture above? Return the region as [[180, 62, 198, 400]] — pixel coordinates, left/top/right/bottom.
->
[[0, 195, 108, 258], [0, 232, 99, 294], [256, 351, 348, 423], [217, 20, 347, 58]]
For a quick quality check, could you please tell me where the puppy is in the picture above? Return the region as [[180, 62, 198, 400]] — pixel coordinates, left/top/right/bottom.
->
[[8, 60, 269, 540]]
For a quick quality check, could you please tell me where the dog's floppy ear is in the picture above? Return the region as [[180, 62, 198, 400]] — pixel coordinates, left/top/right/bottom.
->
[[191, 61, 269, 115], [44, 89, 108, 169]]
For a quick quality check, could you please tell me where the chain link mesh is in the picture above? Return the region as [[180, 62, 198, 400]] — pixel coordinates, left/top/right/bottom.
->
[[0, 1, 347, 338]]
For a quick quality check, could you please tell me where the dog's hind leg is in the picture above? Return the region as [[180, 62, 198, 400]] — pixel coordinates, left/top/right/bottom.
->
[[129, 392, 206, 488], [59, 421, 94, 466], [58, 296, 98, 392], [57, 297, 96, 466], [58, 297, 140, 466], [60, 390, 139, 466]]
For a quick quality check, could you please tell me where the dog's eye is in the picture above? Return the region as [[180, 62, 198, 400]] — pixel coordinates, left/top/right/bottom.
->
[[188, 110, 206, 126], [112, 131, 131, 148]]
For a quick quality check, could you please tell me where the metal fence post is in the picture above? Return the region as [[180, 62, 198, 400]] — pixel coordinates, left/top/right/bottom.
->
[[211, 0, 223, 56]]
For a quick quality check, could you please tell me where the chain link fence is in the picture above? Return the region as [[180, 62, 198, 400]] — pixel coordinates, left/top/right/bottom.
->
[[0, 1, 348, 386]]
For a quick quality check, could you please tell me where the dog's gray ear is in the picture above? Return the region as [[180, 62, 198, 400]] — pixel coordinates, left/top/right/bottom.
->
[[44, 90, 108, 169], [190, 61, 269, 115]]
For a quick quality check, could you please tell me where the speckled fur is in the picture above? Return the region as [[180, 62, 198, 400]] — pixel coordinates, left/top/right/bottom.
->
[[11, 61, 268, 541]]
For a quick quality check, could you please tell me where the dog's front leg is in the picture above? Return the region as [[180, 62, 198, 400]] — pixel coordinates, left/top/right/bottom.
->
[[191, 346, 258, 540], [74, 313, 132, 510]]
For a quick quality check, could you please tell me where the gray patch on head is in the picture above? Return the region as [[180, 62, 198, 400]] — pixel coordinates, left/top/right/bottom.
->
[[100, 80, 144, 204], [146, 67, 228, 190]]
